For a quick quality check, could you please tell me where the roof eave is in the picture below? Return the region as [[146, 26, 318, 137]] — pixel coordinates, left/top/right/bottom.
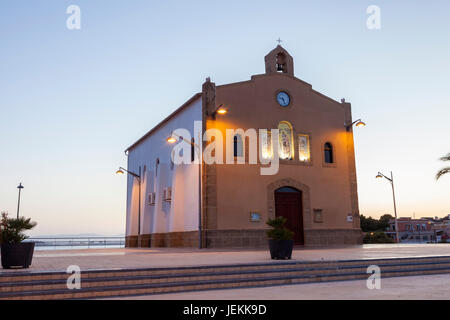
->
[[125, 92, 202, 153]]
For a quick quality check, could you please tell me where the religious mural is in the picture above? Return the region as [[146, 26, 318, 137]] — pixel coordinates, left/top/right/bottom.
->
[[261, 130, 273, 160], [298, 134, 310, 162], [278, 121, 294, 160]]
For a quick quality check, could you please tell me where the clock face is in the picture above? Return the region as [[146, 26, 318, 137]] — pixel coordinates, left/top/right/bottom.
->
[[276, 91, 290, 107]]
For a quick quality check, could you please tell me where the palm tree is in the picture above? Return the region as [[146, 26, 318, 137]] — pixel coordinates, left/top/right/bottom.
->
[[436, 153, 450, 180], [0, 213, 37, 244]]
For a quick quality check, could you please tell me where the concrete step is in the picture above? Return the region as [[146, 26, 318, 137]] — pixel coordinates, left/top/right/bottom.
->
[[2, 255, 449, 283], [1, 256, 450, 300], [2, 260, 450, 294]]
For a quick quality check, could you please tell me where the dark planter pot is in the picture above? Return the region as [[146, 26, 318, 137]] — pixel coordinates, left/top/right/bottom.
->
[[268, 239, 294, 260], [1, 242, 35, 269]]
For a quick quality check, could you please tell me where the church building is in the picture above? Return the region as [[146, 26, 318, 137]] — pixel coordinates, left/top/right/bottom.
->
[[123, 45, 363, 248]]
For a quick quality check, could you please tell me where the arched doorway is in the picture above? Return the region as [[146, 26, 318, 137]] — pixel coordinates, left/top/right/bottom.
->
[[274, 187, 304, 245]]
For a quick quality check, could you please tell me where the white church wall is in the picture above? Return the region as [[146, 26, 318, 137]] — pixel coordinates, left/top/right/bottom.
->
[[125, 175, 140, 236], [126, 97, 202, 237], [141, 169, 154, 235], [170, 163, 200, 232], [153, 163, 171, 233]]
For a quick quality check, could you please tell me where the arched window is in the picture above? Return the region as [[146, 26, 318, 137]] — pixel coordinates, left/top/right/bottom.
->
[[276, 186, 300, 193], [324, 142, 334, 164], [278, 121, 294, 160], [233, 134, 243, 157], [191, 138, 195, 163], [155, 158, 160, 176]]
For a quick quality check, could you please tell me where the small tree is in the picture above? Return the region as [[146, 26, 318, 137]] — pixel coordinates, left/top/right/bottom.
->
[[363, 231, 395, 244], [360, 214, 393, 232], [266, 217, 294, 241], [378, 214, 394, 230], [360, 215, 379, 232], [0, 212, 37, 244]]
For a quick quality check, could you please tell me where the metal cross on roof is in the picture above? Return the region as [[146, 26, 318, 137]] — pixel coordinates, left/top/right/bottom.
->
[[277, 38, 283, 45]]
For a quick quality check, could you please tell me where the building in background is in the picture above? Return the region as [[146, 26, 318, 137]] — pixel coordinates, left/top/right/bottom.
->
[[431, 215, 450, 242], [387, 215, 450, 243]]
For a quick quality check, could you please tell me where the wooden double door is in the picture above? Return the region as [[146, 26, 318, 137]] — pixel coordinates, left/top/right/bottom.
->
[[274, 187, 304, 245]]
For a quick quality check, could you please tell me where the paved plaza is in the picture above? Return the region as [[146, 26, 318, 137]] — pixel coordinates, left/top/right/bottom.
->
[[1, 244, 449, 274], [119, 274, 450, 300]]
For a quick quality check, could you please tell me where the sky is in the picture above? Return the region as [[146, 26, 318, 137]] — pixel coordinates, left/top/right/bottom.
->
[[1, 0, 449, 236]]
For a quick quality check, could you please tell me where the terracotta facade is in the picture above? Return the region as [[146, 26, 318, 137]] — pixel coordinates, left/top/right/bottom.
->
[[125, 46, 362, 248]]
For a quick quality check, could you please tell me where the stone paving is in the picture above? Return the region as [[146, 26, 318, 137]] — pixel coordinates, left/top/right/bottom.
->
[[119, 274, 450, 300], [1, 243, 449, 274]]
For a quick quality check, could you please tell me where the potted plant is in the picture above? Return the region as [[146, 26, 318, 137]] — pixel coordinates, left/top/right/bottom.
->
[[0, 212, 37, 269], [266, 216, 294, 260]]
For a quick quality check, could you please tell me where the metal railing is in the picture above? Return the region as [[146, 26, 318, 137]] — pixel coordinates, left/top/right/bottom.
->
[[25, 236, 125, 250]]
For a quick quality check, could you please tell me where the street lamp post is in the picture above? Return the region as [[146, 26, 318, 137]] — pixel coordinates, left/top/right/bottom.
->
[[376, 171, 400, 243], [17, 183, 24, 219], [117, 167, 141, 246]]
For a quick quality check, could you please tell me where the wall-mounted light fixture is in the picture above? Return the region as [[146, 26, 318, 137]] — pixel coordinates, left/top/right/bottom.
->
[[345, 119, 366, 131], [211, 104, 228, 119]]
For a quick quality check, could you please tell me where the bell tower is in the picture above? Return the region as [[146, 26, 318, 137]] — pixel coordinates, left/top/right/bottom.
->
[[264, 45, 294, 77]]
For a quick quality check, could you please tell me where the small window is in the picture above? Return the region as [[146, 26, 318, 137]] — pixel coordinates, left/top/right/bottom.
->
[[324, 142, 334, 164], [234, 134, 243, 157], [155, 158, 160, 176], [191, 138, 195, 163]]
